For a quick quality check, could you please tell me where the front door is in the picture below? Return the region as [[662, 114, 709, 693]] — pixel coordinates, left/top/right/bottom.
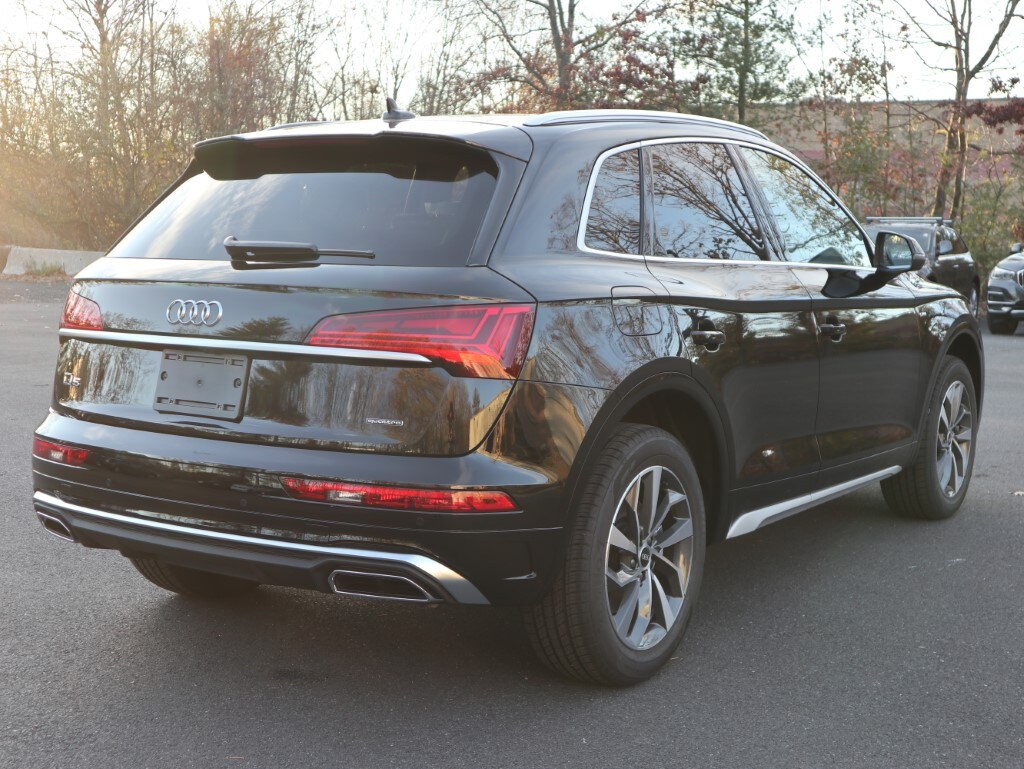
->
[[738, 147, 923, 486]]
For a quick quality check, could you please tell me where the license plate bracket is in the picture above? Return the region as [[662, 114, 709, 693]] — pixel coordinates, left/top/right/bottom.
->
[[154, 349, 250, 421]]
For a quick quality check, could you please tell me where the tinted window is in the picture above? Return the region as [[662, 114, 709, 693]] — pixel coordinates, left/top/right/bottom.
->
[[649, 142, 764, 260], [108, 139, 498, 267], [910, 228, 935, 256], [584, 149, 642, 255], [741, 149, 870, 268]]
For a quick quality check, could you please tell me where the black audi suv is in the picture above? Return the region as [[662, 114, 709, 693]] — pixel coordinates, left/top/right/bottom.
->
[[32, 109, 983, 685]]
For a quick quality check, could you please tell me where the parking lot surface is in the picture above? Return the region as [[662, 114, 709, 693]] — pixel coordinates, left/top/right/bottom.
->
[[2, 277, 1023, 769]]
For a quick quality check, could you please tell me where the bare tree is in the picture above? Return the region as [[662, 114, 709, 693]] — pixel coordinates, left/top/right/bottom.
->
[[468, 0, 657, 109], [413, 0, 480, 115], [893, 0, 1023, 219]]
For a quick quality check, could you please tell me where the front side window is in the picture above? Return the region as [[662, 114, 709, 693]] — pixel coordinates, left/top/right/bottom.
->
[[584, 149, 642, 255], [648, 142, 764, 261], [740, 149, 871, 268]]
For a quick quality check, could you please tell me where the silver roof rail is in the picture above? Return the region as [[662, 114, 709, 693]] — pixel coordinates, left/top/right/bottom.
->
[[864, 216, 947, 224], [522, 110, 768, 140]]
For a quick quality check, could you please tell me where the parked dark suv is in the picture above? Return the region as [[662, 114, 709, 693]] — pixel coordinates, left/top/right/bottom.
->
[[985, 244, 1024, 334], [33, 109, 983, 685], [864, 216, 980, 316]]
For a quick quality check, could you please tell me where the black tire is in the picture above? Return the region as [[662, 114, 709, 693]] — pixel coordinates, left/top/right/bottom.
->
[[881, 356, 977, 520], [523, 424, 706, 686], [987, 315, 1018, 335], [130, 557, 259, 598]]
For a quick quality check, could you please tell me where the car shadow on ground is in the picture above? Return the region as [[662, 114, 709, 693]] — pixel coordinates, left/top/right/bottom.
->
[[68, 484, 925, 694]]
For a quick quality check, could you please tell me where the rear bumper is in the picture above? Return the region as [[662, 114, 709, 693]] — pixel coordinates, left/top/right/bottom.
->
[[32, 411, 573, 605], [34, 491, 489, 603]]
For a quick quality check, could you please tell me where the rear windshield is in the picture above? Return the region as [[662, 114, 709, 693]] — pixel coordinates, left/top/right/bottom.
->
[[109, 138, 499, 266]]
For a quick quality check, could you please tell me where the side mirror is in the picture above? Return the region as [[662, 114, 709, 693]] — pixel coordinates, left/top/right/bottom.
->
[[937, 239, 954, 256], [1011, 242, 1023, 254], [823, 232, 926, 299], [874, 230, 926, 272]]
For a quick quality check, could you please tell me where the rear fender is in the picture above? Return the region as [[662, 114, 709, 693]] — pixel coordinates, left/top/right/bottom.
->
[[561, 358, 734, 542]]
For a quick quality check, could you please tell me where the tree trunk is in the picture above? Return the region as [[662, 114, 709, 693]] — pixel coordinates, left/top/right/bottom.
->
[[932, 82, 967, 219], [737, 0, 750, 123]]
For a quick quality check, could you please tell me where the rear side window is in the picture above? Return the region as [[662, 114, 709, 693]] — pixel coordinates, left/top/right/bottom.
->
[[584, 149, 642, 255], [648, 142, 765, 260], [741, 148, 871, 268], [108, 138, 499, 267]]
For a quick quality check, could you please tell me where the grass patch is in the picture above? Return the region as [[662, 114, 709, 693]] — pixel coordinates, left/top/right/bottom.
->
[[24, 260, 66, 277]]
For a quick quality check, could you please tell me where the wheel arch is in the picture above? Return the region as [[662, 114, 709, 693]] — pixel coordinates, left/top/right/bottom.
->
[[919, 322, 984, 440], [562, 359, 734, 544]]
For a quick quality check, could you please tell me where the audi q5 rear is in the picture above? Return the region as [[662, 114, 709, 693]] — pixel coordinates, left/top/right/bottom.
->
[[33, 109, 982, 685]]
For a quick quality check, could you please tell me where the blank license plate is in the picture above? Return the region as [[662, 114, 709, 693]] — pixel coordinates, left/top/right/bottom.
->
[[153, 349, 249, 421]]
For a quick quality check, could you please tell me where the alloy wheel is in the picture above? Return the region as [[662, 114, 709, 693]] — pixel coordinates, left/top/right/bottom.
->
[[935, 380, 973, 498], [605, 465, 694, 650]]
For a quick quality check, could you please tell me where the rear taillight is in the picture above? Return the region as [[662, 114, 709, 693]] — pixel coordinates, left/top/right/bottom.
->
[[281, 477, 518, 513], [61, 290, 103, 330], [32, 438, 90, 466], [306, 304, 535, 379]]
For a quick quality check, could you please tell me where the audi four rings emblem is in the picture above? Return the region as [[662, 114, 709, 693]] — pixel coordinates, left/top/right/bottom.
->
[[166, 299, 224, 326]]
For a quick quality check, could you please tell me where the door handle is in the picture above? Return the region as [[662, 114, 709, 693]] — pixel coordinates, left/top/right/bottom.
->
[[818, 319, 846, 341], [691, 329, 726, 349]]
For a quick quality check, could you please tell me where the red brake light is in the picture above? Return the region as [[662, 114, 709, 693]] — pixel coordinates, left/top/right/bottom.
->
[[306, 304, 535, 379], [61, 291, 103, 330], [32, 438, 90, 466], [281, 478, 518, 513]]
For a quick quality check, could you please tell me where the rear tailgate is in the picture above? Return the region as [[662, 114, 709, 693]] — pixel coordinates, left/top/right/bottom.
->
[[57, 259, 534, 456], [53, 131, 537, 457]]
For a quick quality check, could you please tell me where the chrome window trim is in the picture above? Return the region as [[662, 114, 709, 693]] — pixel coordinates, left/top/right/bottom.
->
[[726, 466, 901, 539], [32, 491, 489, 604], [578, 141, 646, 257], [58, 328, 433, 364], [576, 136, 875, 271]]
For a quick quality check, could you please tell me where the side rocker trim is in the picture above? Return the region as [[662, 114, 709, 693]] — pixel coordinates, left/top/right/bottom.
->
[[727, 465, 900, 538]]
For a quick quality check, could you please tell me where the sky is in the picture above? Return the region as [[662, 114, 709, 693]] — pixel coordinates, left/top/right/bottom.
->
[[5, 0, 1024, 103]]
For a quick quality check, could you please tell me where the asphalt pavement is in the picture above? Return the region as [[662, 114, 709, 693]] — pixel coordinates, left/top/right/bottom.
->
[[2, 277, 1022, 769]]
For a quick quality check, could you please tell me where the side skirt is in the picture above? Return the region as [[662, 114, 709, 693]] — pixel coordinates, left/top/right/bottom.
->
[[726, 466, 901, 539]]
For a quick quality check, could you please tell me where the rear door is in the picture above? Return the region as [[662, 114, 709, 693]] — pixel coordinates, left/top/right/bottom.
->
[[738, 147, 923, 486], [935, 225, 967, 295], [948, 228, 977, 298], [638, 141, 821, 513]]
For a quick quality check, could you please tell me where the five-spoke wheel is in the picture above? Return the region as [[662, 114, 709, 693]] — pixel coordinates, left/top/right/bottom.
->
[[605, 466, 694, 650], [935, 380, 973, 499], [524, 424, 705, 685], [882, 355, 978, 520]]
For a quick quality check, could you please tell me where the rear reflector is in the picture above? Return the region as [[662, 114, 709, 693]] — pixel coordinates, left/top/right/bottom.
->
[[281, 478, 518, 513], [306, 304, 535, 379], [32, 438, 90, 466], [61, 290, 103, 331]]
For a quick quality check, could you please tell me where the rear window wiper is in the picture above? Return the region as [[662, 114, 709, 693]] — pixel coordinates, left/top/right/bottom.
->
[[223, 236, 375, 262]]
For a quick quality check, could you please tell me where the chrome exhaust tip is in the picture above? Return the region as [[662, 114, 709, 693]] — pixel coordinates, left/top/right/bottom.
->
[[36, 511, 75, 543], [328, 568, 437, 603]]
